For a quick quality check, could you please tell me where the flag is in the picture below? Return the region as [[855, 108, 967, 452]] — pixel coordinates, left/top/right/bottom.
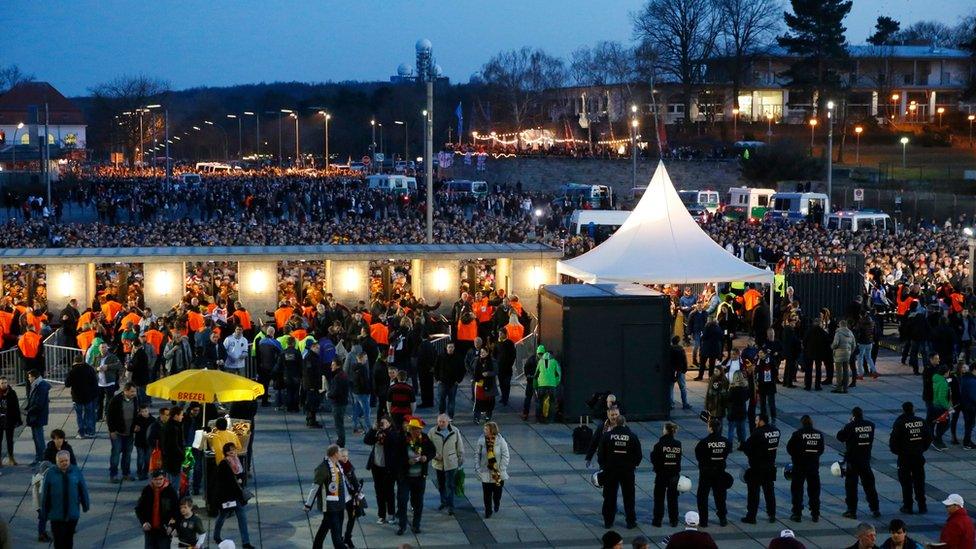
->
[[455, 102, 463, 145]]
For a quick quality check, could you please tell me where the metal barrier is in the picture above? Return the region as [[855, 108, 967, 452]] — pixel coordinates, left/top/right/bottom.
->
[[244, 355, 257, 380], [513, 332, 538, 382], [43, 331, 82, 385], [429, 333, 451, 355], [0, 347, 23, 384]]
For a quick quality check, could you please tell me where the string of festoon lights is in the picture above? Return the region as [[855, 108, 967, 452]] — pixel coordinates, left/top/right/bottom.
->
[[471, 131, 588, 147]]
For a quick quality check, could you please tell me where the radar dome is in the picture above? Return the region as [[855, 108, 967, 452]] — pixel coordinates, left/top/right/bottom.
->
[[433, 64, 443, 77], [416, 38, 432, 53], [396, 63, 413, 77]]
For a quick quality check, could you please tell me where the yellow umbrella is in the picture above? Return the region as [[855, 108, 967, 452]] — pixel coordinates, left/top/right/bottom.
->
[[146, 368, 265, 403]]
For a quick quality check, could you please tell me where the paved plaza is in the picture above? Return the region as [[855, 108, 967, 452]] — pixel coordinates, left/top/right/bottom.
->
[[1, 349, 972, 548]]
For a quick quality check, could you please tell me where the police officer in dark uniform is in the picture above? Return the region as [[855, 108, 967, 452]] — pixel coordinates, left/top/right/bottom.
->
[[742, 413, 780, 524], [695, 418, 730, 527], [837, 406, 881, 519], [889, 401, 931, 514], [597, 415, 643, 529], [651, 422, 682, 528], [787, 414, 824, 522]]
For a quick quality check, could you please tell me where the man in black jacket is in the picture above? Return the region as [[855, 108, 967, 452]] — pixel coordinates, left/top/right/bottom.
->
[[161, 406, 185, 488], [521, 347, 543, 420], [651, 421, 682, 528], [802, 321, 830, 391], [327, 359, 350, 447], [59, 299, 80, 347], [434, 342, 465, 418], [787, 414, 825, 522], [278, 337, 303, 412], [597, 415, 642, 530], [128, 339, 151, 404], [64, 358, 98, 438], [837, 406, 880, 519], [394, 418, 436, 535], [742, 413, 780, 524], [106, 383, 138, 482], [199, 331, 226, 370], [669, 336, 691, 410], [889, 401, 931, 514], [586, 406, 620, 469], [494, 331, 517, 406], [135, 471, 180, 548], [416, 337, 437, 408], [303, 340, 324, 429], [695, 419, 731, 527]]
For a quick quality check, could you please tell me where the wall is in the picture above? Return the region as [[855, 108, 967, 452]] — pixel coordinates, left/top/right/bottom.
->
[[415, 259, 459, 315], [237, 262, 278, 325], [45, 263, 90, 312], [143, 262, 184, 315], [444, 157, 746, 196], [329, 261, 370, 305], [511, 258, 558, 317]]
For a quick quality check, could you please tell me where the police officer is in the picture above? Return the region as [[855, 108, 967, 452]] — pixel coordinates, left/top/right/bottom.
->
[[695, 418, 730, 527], [787, 414, 824, 522], [837, 406, 881, 519], [597, 415, 642, 529], [889, 401, 931, 514], [651, 422, 682, 528], [742, 413, 780, 524]]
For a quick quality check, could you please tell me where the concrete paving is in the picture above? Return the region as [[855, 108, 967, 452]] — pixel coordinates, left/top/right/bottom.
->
[[0, 348, 972, 548]]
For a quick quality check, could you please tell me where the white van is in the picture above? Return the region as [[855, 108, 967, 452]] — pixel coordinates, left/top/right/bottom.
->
[[724, 187, 775, 222], [366, 174, 417, 194], [767, 192, 830, 225], [825, 211, 896, 233], [678, 190, 721, 213], [570, 210, 631, 243]]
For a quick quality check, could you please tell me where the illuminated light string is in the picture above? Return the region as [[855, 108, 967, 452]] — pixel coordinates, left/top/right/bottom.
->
[[471, 130, 588, 147]]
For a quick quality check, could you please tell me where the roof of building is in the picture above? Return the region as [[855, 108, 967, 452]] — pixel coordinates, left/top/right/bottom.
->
[[762, 44, 971, 60], [0, 82, 86, 126]]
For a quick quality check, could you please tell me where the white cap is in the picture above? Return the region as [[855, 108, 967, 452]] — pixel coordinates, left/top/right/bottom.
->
[[780, 529, 796, 538], [684, 511, 700, 526], [943, 494, 965, 507]]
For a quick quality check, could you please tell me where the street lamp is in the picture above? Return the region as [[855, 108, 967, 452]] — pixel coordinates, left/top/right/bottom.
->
[[968, 114, 975, 147], [370, 119, 376, 173], [891, 93, 900, 119], [937, 107, 945, 127], [227, 114, 242, 159], [204, 120, 228, 159], [765, 112, 773, 142], [630, 117, 639, 190], [243, 111, 260, 157], [318, 111, 331, 172], [808, 118, 818, 154], [378, 122, 384, 158], [908, 102, 917, 123], [900, 136, 909, 168], [732, 107, 739, 140], [290, 112, 300, 167], [826, 100, 835, 204], [854, 126, 863, 166], [417, 38, 438, 244], [146, 104, 170, 187], [394, 120, 408, 165], [11, 122, 24, 169]]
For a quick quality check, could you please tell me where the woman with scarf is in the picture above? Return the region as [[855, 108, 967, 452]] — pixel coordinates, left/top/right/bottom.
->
[[472, 347, 497, 424], [212, 443, 253, 549], [475, 421, 510, 518], [363, 416, 397, 524]]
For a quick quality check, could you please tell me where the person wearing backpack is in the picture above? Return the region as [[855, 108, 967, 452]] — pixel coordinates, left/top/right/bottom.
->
[[349, 352, 373, 435]]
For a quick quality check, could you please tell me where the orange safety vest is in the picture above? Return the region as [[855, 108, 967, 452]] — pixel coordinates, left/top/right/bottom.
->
[[951, 293, 965, 313], [475, 298, 493, 324], [370, 323, 389, 345], [120, 312, 142, 330], [186, 311, 205, 333], [274, 307, 294, 329], [26, 311, 46, 333], [77, 311, 92, 331], [302, 306, 315, 320], [144, 329, 164, 355], [743, 289, 761, 312], [457, 319, 477, 342], [362, 312, 373, 325], [0, 310, 12, 336], [505, 323, 525, 343], [291, 328, 308, 342], [233, 310, 252, 331], [101, 300, 123, 323], [511, 301, 524, 318], [895, 285, 915, 316], [18, 331, 40, 358], [77, 330, 95, 353], [206, 303, 217, 315]]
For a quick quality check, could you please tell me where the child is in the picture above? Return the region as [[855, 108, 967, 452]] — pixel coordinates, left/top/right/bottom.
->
[[133, 404, 155, 480], [31, 461, 52, 542], [175, 496, 206, 549]]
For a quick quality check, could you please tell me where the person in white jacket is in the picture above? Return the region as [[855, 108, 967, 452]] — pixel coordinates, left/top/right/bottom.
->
[[223, 326, 250, 374], [475, 421, 510, 518], [428, 414, 464, 515]]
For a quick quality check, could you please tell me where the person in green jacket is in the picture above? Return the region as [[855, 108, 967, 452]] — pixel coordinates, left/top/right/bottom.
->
[[534, 350, 561, 423], [931, 365, 952, 450]]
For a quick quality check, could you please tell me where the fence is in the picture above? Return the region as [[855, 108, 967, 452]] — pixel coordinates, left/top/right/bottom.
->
[[0, 347, 22, 384], [43, 331, 81, 384], [513, 332, 538, 382]]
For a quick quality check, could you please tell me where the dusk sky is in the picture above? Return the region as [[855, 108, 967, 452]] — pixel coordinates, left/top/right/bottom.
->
[[3, 0, 974, 96]]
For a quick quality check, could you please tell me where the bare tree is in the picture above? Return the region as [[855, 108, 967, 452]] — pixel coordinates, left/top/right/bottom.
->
[[633, 0, 721, 126], [893, 21, 958, 47], [89, 74, 171, 164], [715, 0, 782, 111], [570, 46, 602, 86], [478, 47, 566, 129], [0, 64, 35, 94]]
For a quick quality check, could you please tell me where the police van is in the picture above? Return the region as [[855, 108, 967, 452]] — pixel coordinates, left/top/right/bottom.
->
[[825, 211, 896, 233], [570, 210, 631, 243], [724, 187, 775, 222], [678, 189, 721, 213], [443, 179, 489, 197], [767, 192, 830, 225], [366, 174, 417, 194], [555, 183, 614, 209]]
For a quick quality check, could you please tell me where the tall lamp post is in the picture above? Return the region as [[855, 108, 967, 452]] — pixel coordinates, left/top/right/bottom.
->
[[765, 112, 773, 143], [227, 114, 242, 159], [378, 122, 384, 158], [900, 136, 909, 168], [146, 104, 169, 187], [826, 100, 834, 205], [278, 109, 293, 166], [969, 114, 975, 147], [937, 107, 945, 127], [808, 118, 817, 155], [731, 107, 739, 141], [204, 120, 228, 159], [394, 120, 408, 164], [370, 119, 376, 173], [417, 38, 437, 244], [243, 111, 260, 157], [290, 113, 300, 167], [318, 111, 331, 171], [10, 122, 24, 169], [630, 104, 638, 190], [854, 125, 863, 166]]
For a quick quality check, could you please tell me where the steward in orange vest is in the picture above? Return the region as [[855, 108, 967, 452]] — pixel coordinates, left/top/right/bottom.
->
[[18, 326, 43, 372]]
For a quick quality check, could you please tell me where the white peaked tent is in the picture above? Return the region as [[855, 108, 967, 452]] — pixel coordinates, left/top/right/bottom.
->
[[557, 161, 774, 286]]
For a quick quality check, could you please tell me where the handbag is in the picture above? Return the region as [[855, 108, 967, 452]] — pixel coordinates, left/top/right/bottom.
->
[[474, 380, 489, 401], [454, 467, 466, 496], [149, 442, 162, 471]]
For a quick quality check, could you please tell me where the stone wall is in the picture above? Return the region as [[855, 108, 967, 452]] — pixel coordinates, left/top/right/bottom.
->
[[443, 157, 747, 196]]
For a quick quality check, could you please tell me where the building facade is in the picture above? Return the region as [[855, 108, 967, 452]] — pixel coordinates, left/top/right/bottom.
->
[[0, 81, 87, 153]]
